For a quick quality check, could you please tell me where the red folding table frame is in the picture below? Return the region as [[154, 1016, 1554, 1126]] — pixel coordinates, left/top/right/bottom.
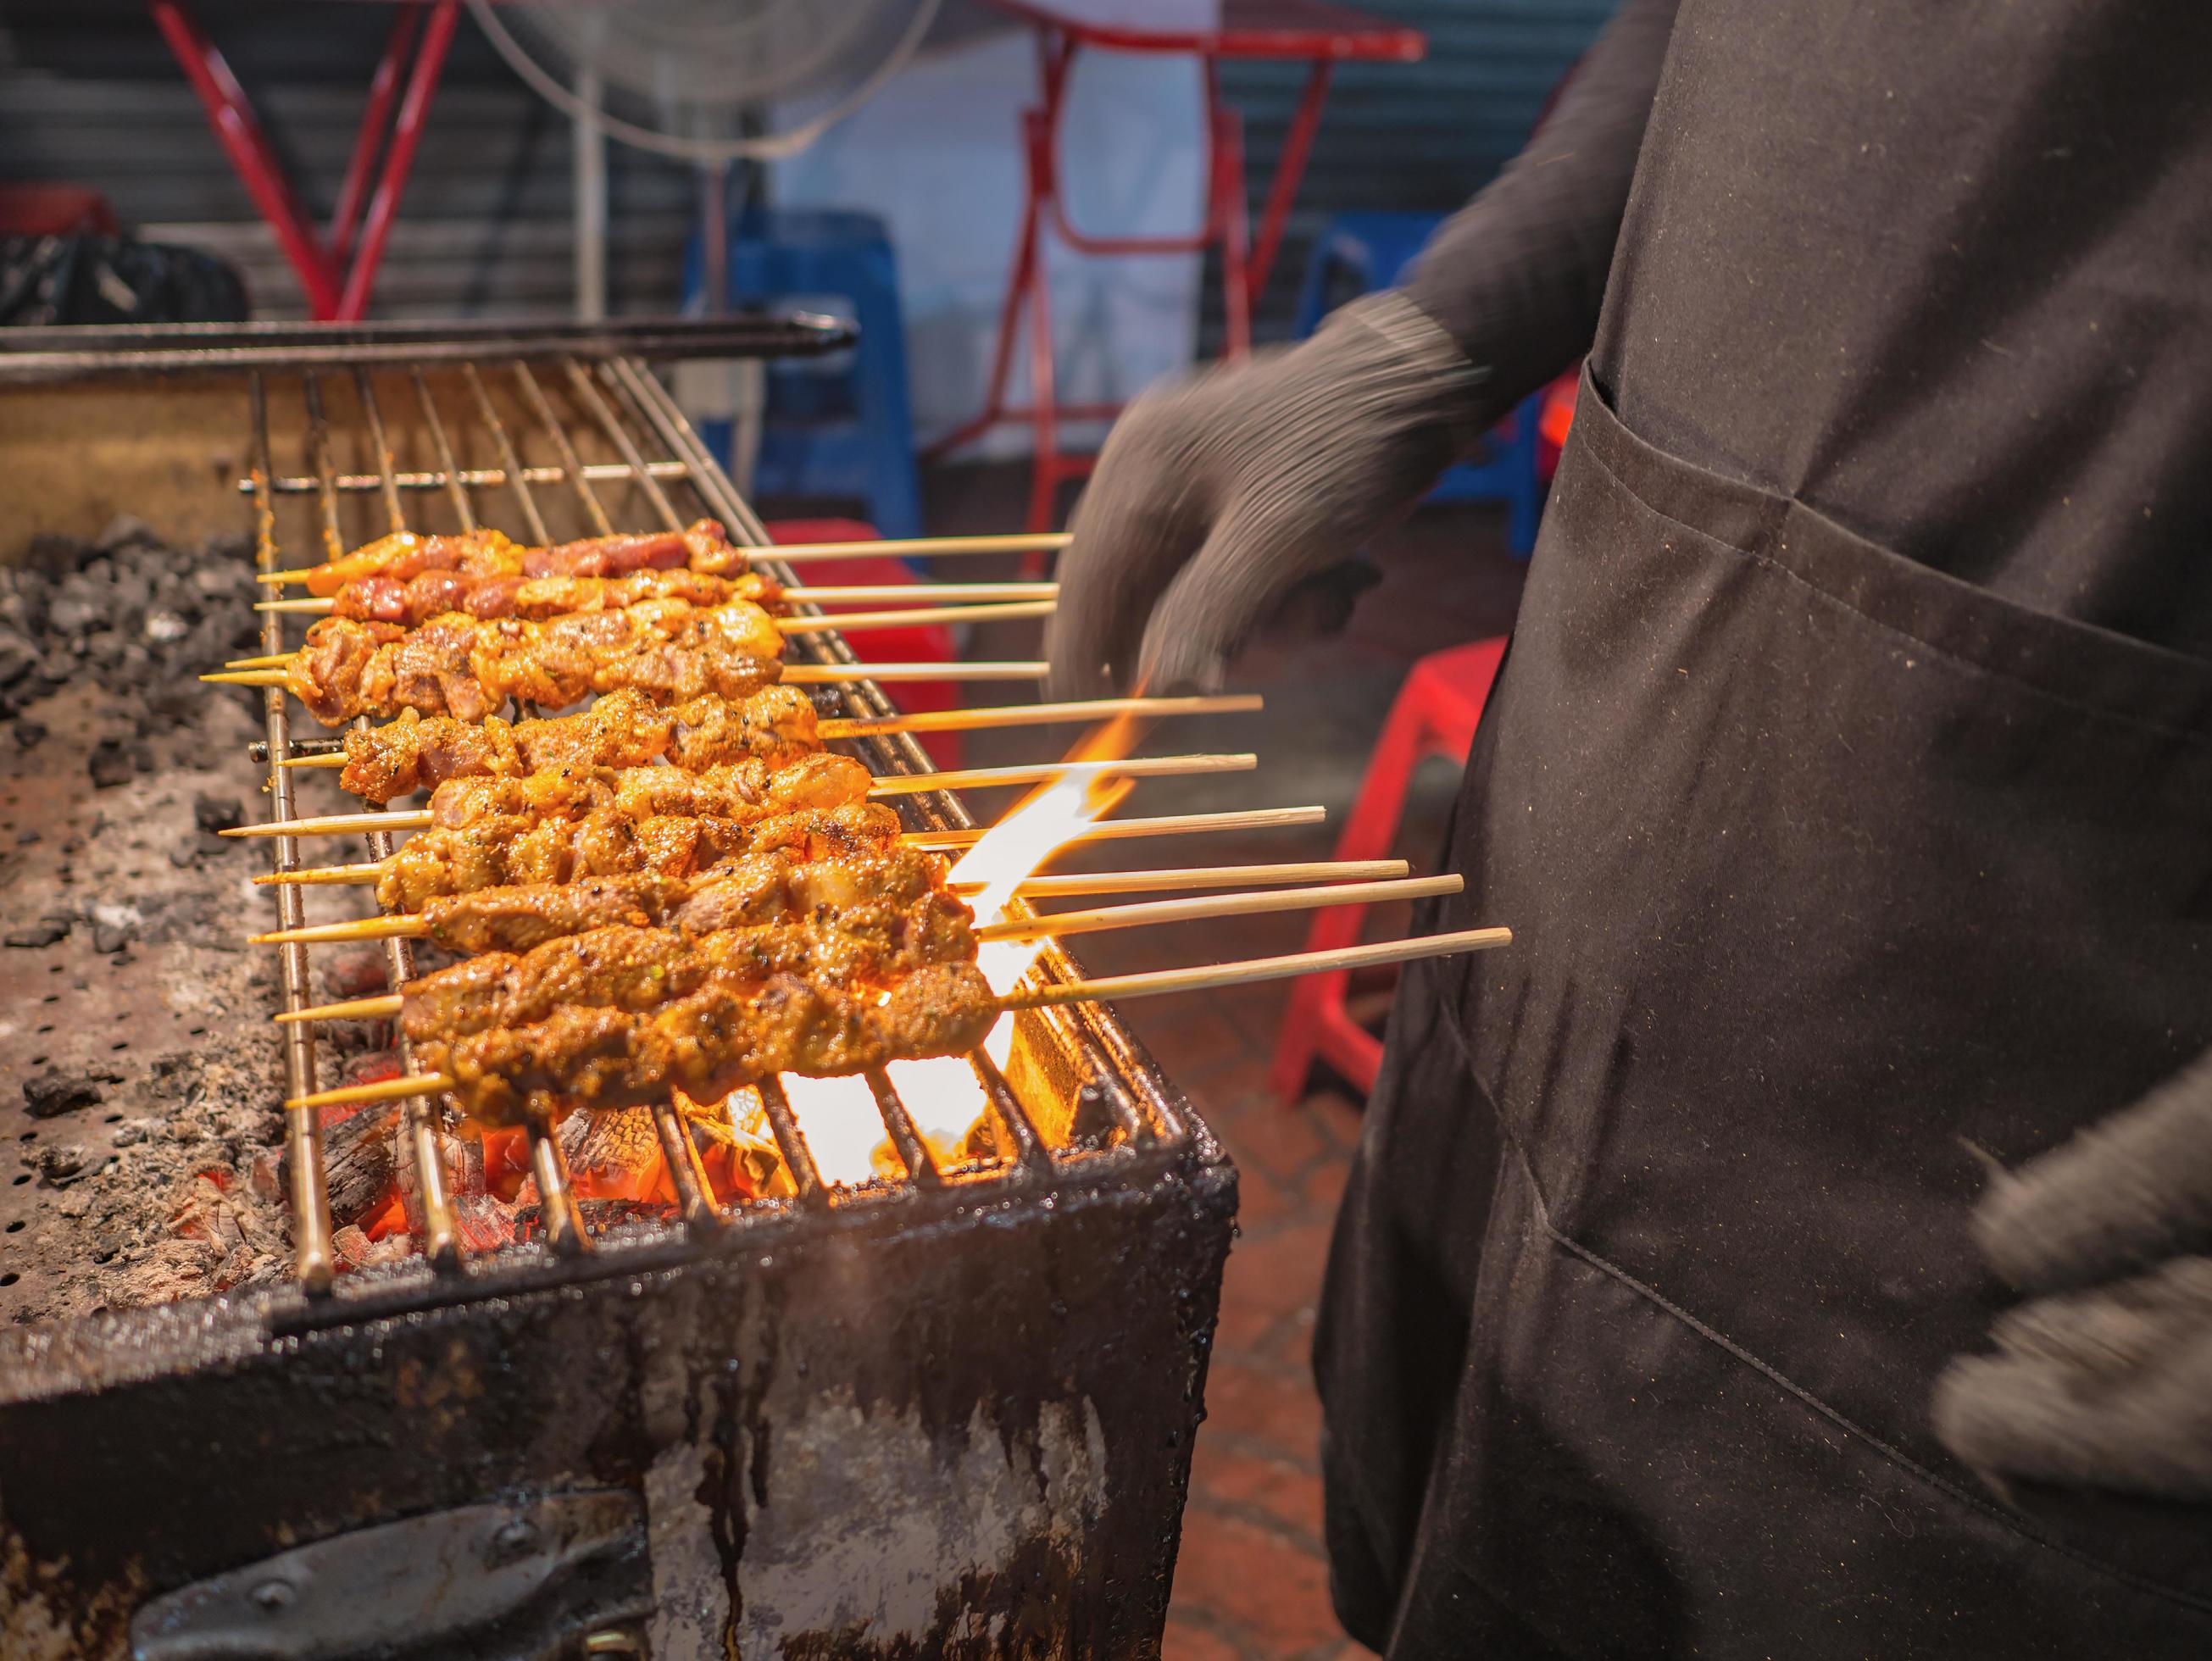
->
[[148, 0, 464, 322], [927, 0, 1426, 538]]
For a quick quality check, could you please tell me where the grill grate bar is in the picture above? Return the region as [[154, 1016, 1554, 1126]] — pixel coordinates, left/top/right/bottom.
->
[[461, 363, 552, 546], [512, 361, 614, 536], [344, 368, 462, 1269], [252, 460, 691, 497], [408, 369, 479, 532], [970, 1050, 1053, 1178], [251, 373, 335, 1296], [753, 1078, 825, 1203], [864, 1071, 942, 1187]]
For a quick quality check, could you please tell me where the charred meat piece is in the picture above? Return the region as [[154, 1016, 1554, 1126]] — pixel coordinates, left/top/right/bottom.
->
[[427, 961, 998, 1125], [400, 905, 977, 1046], [326, 565, 781, 627], [410, 845, 956, 953], [375, 801, 904, 912], [284, 597, 784, 726], [335, 686, 821, 803], [301, 519, 742, 596]]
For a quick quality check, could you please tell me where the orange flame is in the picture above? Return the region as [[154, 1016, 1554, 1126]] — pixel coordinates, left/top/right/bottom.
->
[[784, 714, 1146, 1185]]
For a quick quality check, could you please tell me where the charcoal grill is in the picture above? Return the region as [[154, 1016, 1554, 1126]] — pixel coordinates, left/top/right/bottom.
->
[[0, 320, 1236, 1659]]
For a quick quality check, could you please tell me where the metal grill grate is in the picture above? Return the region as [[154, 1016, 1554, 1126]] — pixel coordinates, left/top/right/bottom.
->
[[241, 351, 1180, 1296]]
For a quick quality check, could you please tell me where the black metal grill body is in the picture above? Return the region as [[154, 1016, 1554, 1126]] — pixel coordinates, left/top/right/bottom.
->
[[0, 323, 1236, 1658]]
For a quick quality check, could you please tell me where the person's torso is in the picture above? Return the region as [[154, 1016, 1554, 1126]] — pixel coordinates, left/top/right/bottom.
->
[[1595, 0, 2212, 659]]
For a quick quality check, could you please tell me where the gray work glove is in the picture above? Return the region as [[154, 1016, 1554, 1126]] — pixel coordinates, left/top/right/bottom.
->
[[1934, 1048, 2212, 1497], [1045, 292, 1487, 700]]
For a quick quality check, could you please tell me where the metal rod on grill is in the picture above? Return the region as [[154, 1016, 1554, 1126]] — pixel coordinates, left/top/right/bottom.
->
[[251, 374, 336, 1296], [408, 367, 479, 531], [527, 1119, 591, 1255], [564, 355, 687, 531], [864, 1069, 941, 1188], [970, 1050, 1054, 1177], [752, 1077, 824, 1203], [462, 363, 553, 545], [513, 360, 614, 535], [336, 367, 463, 1269]]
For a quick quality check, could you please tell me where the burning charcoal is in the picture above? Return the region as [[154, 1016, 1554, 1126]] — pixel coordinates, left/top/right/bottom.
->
[[0, 631, 35, 689], [343, 1049, 405, 1086], [192, 795, 244, 835], [323, 948, 391, 1001], [24, 1069, 103, 1118], [5, 914, 72, 948], [33, 1143, 88, 1185], [87, 739, 133, 790]]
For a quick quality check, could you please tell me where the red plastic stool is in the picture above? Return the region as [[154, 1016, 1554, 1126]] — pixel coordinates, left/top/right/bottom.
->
[[1269, 636, 1507, 1102], [763, 519, 964, 769]]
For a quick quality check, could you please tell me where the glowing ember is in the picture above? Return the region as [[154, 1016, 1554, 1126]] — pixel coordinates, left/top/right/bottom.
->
[[789, 716, 1143, 1185]]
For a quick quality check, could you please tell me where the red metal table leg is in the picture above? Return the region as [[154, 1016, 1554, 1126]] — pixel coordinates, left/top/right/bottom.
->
[[337, 0, 461, 323], [1247, 58, 1333, 314], [330, 2, 425, 267], [147, 0, 342, 319]]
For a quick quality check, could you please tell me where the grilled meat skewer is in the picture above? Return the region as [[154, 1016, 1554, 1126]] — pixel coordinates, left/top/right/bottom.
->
[[295, 519, 746, 597], [427, 961, 999, 1126], [289, 597, 784, 725], [336, 686, 822, 803], [329, 565, 781, 628], [379, 800, 904, 912], [415, 753, 871, 832], [400, 902, 977, 1047], [402, 845, 958, 955]]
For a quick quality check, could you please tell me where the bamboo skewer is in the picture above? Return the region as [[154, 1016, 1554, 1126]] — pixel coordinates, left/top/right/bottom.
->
[[273, 925, 1512, 1107], [975, 875, 1460, 941], [269, 876, 1458, 1006], [256, 531, 1076, 586], [254, 581, 1059, 615], [221, 754, 1259, 839], [247, 859, 1420, 946], [251, 807, 1332, 888], [271, 692, 1266, 769]]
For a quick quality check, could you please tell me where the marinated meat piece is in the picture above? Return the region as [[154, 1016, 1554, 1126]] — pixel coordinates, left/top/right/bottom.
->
[[374, 801, 904, 911], [427, 961, 998, 1125]]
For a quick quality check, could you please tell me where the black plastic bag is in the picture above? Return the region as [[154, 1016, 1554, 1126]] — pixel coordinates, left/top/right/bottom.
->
[[0, 234, 248, 327]]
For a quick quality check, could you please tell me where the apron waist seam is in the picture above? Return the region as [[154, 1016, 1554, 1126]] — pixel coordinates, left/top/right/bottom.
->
[[1429, 1006, 2212, 1620], [1574, 425, 2212, 751]]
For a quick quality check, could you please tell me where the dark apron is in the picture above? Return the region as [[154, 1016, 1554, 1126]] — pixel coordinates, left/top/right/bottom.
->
[[1314, 368, 2212, 1657]]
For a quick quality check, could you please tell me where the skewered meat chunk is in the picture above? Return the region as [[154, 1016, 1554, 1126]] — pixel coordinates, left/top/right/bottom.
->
[[335, 565, 781, 627], [375, 801, 904, 911], [337, 686, 822, 802], [408, 845, 957, 953], [400, 904, 977, 1045], [287, 597, 784, 725], [416, 753, 871, 831], [300, 519, 745, 596], [428, 962, 998, 1126]]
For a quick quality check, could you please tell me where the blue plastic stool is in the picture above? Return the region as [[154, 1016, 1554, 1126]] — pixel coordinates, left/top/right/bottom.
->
[[683, 208, 923, 542], [1294, 209, 1545, 557]]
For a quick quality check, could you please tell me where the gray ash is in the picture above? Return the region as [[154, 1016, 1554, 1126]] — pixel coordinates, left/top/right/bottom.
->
[[0, 525, 391, 1325]]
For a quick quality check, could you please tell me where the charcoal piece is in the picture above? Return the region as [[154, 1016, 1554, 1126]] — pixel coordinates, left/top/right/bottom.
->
[[15, 830, 39, 847], [5, 915, 70, 948], [33, 1144, 87, 1184], [91, 919, 134, 955], [0, 632, 34, 689], [25, 1070, 103, 1118], [12, 721, 45, 748], [87, 740, 132, 789], [323, 947, 391, 1000], [192, 795, 244, 835]]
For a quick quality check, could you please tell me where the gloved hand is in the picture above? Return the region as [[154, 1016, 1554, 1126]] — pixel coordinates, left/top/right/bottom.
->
[[1044, 292, 1487, 700], [1934, 1048, 2212, 1497]]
